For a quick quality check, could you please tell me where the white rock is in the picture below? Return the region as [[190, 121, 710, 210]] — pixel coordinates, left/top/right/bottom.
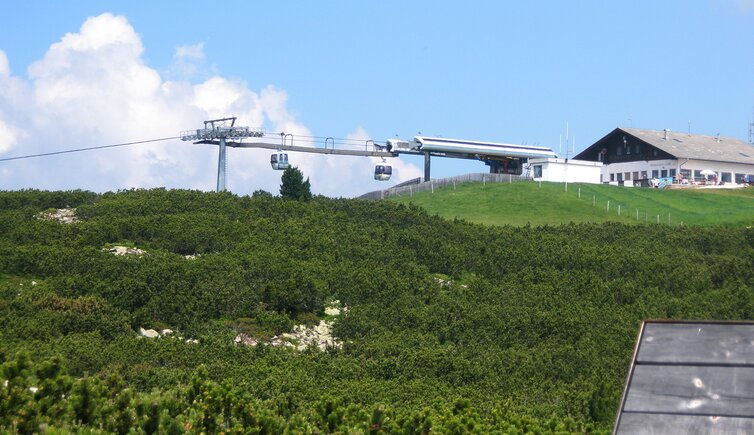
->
[[29, 386, 38, 393], [139, 328, 160, 339], [107, 246, 145, 256], [161, 329, 174, 336], [186, 339, 199, 344], [324, 306, 341, 316], [31, 281, 37, 286]]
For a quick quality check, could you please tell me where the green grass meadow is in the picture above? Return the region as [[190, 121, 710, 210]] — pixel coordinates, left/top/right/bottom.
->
[[390, 181, 754, 227]]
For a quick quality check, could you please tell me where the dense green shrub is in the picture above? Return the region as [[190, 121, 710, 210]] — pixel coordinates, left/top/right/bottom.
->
[[0, 188, 752, 432]]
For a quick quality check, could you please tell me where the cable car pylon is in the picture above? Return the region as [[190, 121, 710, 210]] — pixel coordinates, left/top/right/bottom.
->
[[180, 117, 265, 192]]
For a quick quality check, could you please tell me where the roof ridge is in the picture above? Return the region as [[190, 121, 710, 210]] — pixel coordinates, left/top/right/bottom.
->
[[621, 127, 743, 142]]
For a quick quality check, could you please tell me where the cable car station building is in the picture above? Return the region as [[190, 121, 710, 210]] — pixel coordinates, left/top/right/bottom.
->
[[574, 127, 754, 185]]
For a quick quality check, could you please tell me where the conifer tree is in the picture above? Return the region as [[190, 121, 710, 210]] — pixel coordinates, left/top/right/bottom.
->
[[279, 166, 312, 201]]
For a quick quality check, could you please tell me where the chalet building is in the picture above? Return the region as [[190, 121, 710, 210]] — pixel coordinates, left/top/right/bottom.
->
[[574, 127, 754, 185]]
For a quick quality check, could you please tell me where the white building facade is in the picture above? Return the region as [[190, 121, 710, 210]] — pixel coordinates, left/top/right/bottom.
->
[[574, 128, 754, 186], [529, 158, 603, 183]]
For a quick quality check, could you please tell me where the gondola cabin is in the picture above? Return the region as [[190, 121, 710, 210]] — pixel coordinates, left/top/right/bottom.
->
[[270, 153, 289, 170], [374, 164, 392, 181]]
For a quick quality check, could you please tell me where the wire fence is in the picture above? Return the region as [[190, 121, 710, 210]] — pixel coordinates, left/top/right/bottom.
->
[[572, 185, 682, 225], [359, 173, 532, 200]]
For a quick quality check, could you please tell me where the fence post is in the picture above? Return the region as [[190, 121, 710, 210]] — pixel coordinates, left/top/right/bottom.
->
[[483, 177, 486, 187], [431, 182, 434, 194], [618, 205, 621, 216], [410, 186, 413, 197], [636, 209, 639, 220], [593, 195, 595, 206], [668, 212, 671, 224], [539, 180, 542, 188], [607, 200, 610, 212], [578, 188, 581, 199], [453, 181, 456, 191], [509, 174, 512, 184], [657, 215, 660, 224]]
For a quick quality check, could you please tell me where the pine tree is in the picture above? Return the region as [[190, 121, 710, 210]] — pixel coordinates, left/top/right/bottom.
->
[[279, 166, 312, 201]]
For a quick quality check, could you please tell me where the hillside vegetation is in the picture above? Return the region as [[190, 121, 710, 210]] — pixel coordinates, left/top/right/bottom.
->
[[390, 181, 754, 227], [1, 189, 753, 433]]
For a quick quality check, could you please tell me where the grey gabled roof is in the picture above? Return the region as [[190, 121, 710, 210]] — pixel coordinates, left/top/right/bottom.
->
[[615, 321, 754, 434], [621, 128, 754, 164]]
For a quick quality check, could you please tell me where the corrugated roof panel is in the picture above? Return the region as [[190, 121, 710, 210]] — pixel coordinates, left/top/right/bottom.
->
[[615, 321, 754, 434]]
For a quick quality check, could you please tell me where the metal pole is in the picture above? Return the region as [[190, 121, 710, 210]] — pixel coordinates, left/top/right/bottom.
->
[[217, 138, 227, 192], [423, 152, 431, 182]]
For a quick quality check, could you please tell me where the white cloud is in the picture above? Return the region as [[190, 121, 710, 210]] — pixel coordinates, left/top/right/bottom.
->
[[0, 50, 9, 76], [175, 43, 205, 61], [168, 42, 213, 80], [0, 13, 421, 197], [0, 119, 17, 153]]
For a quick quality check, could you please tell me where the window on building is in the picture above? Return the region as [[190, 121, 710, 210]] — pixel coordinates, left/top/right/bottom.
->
[[669, 169, 676, 177], [652, 170, 659, 178], [721, 172, 732, 183], [617, 146, 623, 156], [736, 173, 746, 183], [661, 170, 668, 178], [610, 173, 615, 182], [617, 173, 624, 181], [533, 165, 542, 178], [632, 171, 639, 180], [694, 170, 702, 180], [681, 169, 692, 179], [625, 172, 631, 181], [635, 144, 641, 154], [625, 145, 631, 155], [641, 171, 648, 179]]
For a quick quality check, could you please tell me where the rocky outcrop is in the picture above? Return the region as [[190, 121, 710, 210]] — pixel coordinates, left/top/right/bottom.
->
[[106, 246, 146, 256], [234, 301, 345, 351], [139, 328, 160, 338], [36, 208, 78, 224], [138, 327, 197, 344]]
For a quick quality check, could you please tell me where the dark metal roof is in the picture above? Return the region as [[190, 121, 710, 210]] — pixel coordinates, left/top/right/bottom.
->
[[576, 128, 754, 165], [615, 320, 754, 434]]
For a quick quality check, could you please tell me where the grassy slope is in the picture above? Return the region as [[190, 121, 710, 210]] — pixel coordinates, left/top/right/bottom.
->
[[390, 181, 754, 227]]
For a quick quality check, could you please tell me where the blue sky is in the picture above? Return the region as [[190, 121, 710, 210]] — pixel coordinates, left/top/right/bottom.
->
[[0, 1, 752, 196]]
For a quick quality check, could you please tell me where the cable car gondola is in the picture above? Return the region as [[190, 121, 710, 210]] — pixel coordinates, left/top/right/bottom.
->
[[270, 153, 289, 170], [374, 164, 392, 181]]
